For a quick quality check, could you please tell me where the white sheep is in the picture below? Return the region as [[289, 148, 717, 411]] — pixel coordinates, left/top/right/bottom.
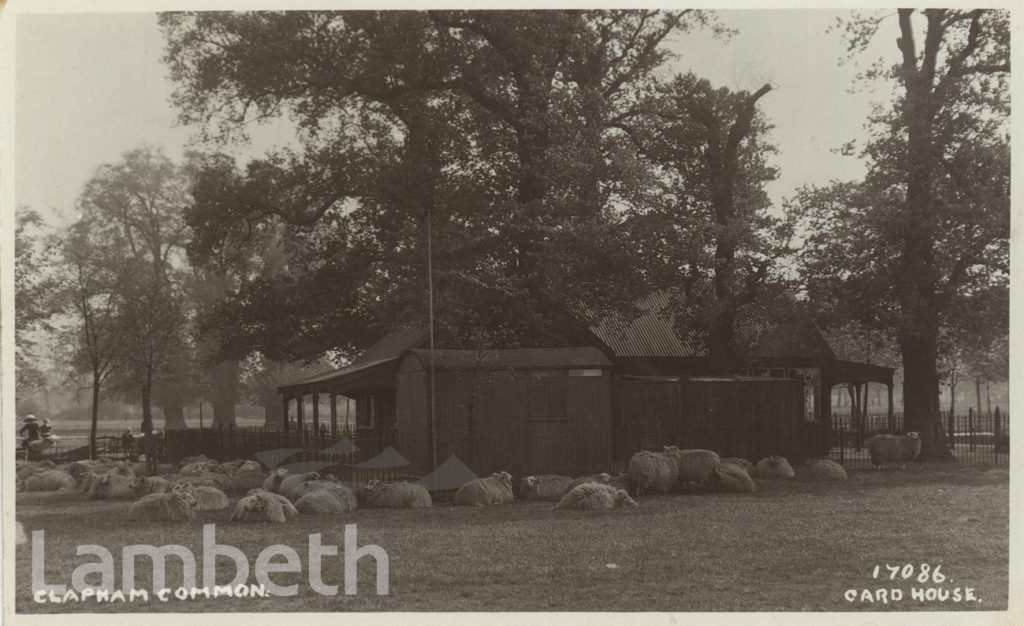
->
[[230, 488, 299, 523], [671, 448, 723, 491], [716, 462, 757, 493], [130, 489, 198, 522], [722, 457, 757, 477], [16, 460, 56, 481], [295, 482, 359, 514], [180, 460, 218, 476], [172, 472, 233, 492], [358, 480, 432, 508], [262, 468, 289, 493], [868, 432, 922, 468], [519, 475, 576, 501], [552, 482, 639, 510], [454, 471, 514, 506], [806, 459, 848, 480], [175, 483, 230, 511], [626, 449, 679, 496], [132, 476, 173, 499], [229, 467, 266, 494], [21, 469, 76, 492], [279, 472, 327, 502], [88, 472, 135, 500], [755, 455, 796, 479]]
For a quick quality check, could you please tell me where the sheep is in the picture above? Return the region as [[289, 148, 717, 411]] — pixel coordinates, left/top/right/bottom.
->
[[722, 457, 757, 477], [180, 460, 218, 476], [228, 464, 266, 494], [868, 432, 922, 468], [357, 480, 432, 508], [454, 471, 514, 506], [130, 489, 198, 522], [755, 455, 796, 479], [132, 476, 173, 499], [519, 475, 576, 501], [16, 522, 28, 545], [209, 459, 246, 475], [262, 468, 289, 493], [278, 472, 326, 502], [21, 469, 76, 492], [88, 473, 135, 500], [175, 483, 230, 511], [79, 471, 102, 494], [295, 482, 359, 514], [626, 449, 679, 496], [68, 460, 114, 484], [672, 448, 723, 491], [716, 462, 757, 493], [16, 460, 56, 481], [171, 472, 233, 492], [806, 459, 849, 480], [230, 489, 299, 523], [552, 482, 639, 511]]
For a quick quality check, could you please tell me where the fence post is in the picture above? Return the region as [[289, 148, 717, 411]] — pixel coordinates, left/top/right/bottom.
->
[[968, 410, 975, 451], [947, 411, 955, 448]]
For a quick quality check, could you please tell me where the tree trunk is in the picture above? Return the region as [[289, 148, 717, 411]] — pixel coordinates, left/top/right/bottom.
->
[[141, 370, 156, 474], [263, 395, 281, 429], [161, 399, 188, 430], [89, 372, 101, 460], [975, 377, 983, 419], [900, 335, 953, 461], [209, 359, 240, 428], [948, 373, 956, 421]]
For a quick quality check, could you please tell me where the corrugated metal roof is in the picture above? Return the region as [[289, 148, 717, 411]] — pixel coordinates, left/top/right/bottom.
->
[[406, 347, 611, 371], [585, 290, 708, 358]]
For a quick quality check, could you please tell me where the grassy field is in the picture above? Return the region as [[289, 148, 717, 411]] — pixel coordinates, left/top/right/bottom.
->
[[15, 465, 1008, 613]]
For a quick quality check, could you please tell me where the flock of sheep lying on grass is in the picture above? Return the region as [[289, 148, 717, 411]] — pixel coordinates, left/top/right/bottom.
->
[[13, 432, 923, 531]]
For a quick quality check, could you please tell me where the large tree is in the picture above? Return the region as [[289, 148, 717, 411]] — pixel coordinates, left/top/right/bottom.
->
[[75, 146, 196, 468], [623, 73, 779, 371], [790, 9, 1009, 460], [160, 10, 720, 361], [59, 222, 128, 458]]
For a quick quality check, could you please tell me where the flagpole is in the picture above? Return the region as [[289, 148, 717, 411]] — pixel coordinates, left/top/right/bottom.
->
[[427, 207, 437, 469]]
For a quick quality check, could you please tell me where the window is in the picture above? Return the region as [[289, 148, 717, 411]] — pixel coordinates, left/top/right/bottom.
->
[[568, 368, 603, 377], [769, 368, 785, 378], [526, 382, 568, 421], [356, 394, 376, 429]]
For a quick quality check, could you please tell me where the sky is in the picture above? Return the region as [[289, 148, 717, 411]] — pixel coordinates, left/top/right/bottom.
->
[[14, 9, 895, 227]]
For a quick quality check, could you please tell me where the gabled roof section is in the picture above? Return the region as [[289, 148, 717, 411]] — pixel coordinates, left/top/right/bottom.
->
[[277, 327, 427, 393], [585, 290, 707, 358], [586, 289, 838, 362], [352, 327, 428, 366]]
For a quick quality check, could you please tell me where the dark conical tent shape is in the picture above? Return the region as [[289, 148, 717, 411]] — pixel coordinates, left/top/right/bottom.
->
[[416, 455, 480, 491], [254, 448, 303, 470], [350, 446, 410, 469], [319, 439, 360, 456]]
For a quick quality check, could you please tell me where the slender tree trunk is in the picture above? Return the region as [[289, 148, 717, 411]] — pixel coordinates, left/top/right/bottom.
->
[[948, 372, 957, 421], [90, 372, 101, 460], [141, 370, 156, 474], [975, 377, 983, 421]]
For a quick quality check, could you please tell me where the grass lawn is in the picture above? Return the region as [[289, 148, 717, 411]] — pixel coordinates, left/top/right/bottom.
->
[[15, 465, 1008, 613]]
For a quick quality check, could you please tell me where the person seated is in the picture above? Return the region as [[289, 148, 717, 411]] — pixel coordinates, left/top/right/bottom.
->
[[39, 417, 53, 438], [19, 415, 40, 451]]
